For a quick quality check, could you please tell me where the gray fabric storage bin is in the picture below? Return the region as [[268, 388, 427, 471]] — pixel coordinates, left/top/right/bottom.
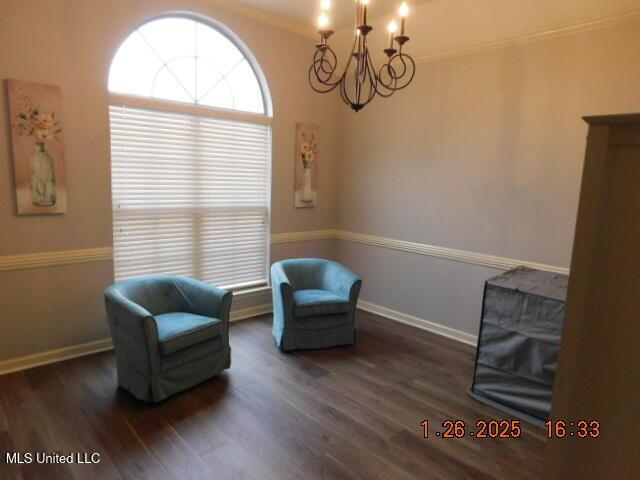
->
[[470, 266, 568, 425]]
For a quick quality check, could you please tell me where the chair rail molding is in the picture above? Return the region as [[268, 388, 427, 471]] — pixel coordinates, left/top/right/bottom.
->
[[0, 229, 568, 275], [0, 247, 113, 272], [333, 230, 570, 275], [271, 229, 335, 244]]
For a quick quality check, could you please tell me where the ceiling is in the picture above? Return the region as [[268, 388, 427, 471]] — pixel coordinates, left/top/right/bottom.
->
[[222, 0, 433, 29]]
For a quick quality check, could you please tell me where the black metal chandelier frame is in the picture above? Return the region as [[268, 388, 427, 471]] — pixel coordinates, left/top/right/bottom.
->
[[308, 7, 415, 112]]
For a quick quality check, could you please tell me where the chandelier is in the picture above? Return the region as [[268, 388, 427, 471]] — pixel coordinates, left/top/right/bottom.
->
[[309, 0, 415, 112]]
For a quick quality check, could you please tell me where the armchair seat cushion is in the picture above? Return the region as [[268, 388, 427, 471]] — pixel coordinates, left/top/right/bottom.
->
[[293, 289, 350, 318], [155, 312, 223, 355]]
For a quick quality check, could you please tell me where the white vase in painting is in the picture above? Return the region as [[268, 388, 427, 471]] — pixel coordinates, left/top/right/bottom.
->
[[302, 166, 313, 202], [295, 124, 318, 208], [29, 141, 57, 206]]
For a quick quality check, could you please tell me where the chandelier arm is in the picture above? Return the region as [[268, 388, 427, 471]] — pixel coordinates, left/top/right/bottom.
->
[[309, 63, 341, 89], [312, 48, 339, 83], [376, 58, 394, 88], [340, 75, 355, 108], [339, 34, 363, 107], [318, 48, 337, 76], [367, 53, 396, 99], [387, 53, 416, 90], [363, 50, 380, 104], [309, 44, 345, 93], [309, 68, 342, 93]]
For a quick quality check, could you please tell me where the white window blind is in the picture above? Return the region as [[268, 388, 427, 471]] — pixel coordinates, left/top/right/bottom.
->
[[109, 104, 271, 289]]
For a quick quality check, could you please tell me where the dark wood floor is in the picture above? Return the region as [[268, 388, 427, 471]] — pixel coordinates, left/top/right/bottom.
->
[[0, 311, 546, 480]]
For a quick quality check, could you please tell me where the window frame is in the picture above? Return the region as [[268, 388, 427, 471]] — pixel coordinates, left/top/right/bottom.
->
[[108, 12, 273, 295]]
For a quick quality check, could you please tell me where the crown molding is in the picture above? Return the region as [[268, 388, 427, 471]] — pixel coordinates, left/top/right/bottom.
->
[[414, 7, 640, 64], [200, 0, 317, 40]]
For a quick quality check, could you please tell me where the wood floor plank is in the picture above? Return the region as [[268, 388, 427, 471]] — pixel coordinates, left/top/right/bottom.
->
[[231, 380, 394, 479], [0, 372, 77, 480], [231, 347, 433, 480], [200, 442, 264, 480], [0, 431, 24, 480], [54, 355, 172, 480], [183, 379, 314, 479], [0, 390, 8, 433], [23, 365, 121, 480], [0, 311, 545, 480], [123, 407, 212, 480], [231, 334, 405, 441]]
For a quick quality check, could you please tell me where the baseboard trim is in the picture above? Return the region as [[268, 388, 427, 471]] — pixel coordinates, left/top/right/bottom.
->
[[0, 300, 476, 374], [0, 338, 114, 376], [358, 300, 478, 347], [230, 303, 272, 321], [0, 303, 273, 376]]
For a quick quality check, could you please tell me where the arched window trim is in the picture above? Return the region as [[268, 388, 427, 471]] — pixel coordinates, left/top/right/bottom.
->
[[108, 11, 273, 121]]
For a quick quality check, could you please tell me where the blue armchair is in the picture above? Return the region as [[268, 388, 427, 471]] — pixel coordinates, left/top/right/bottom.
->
[[104, 275, 232, 402], [271, 259, 362, 351]]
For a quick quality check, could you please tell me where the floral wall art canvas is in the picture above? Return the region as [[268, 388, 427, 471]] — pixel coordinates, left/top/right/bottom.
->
[[294, 123, 318, 208], [7, 79, 67, 214]]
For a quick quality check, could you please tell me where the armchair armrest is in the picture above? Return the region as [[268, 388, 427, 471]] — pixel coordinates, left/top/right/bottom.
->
[[322, 262, 362, 303], [105, 288, 160, 375], [106, 291, 153, 320], [271, 262, 295, 323], [173, 277, 233, 322]]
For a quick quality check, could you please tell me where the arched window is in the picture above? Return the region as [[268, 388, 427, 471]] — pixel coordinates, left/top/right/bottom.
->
[[108, 15, 272, 290], [109, 16, 268, 114]]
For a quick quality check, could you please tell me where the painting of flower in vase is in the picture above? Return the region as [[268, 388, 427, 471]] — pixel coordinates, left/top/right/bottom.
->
[[7, 79, 67, 214], [294, 123, 318, 208]]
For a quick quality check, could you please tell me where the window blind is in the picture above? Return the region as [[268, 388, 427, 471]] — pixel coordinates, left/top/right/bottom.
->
[[109, 104, 271, 289]]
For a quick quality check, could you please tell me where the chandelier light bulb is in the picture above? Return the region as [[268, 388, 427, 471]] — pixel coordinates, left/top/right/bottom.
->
[[320, 0, 331, 11], [361, 0, 370, 5], [318, 12, 330, 29], [388, 19, 398, 33], [399, 2, 409, 17]]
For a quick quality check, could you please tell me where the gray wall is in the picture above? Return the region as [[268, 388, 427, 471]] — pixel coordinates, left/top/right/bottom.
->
[[334, 19, 640, 335], [0, 0, 338, 361]]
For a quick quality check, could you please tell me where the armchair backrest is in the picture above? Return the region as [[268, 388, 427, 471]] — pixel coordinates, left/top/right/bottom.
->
[[106, 275, 187, 316], [276, 258, 359, 294], [277, 258, 328, 290]]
